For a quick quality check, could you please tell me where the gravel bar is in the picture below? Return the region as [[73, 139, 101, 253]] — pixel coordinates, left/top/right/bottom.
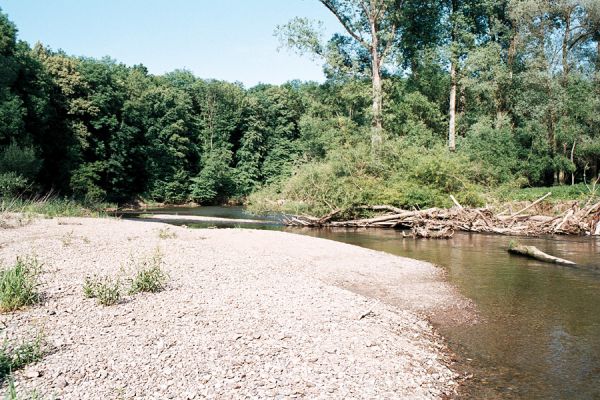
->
[[0, 217, 470, 399]]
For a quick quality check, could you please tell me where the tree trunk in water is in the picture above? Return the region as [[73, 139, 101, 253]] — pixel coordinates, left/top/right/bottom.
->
[[448, 60, 457, 152]]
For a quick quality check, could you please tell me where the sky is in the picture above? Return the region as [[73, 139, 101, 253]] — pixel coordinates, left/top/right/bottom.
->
[[1, 0, 341, 87]]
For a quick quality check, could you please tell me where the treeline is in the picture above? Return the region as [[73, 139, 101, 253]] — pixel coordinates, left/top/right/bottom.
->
[[1, 1, 600, 210]]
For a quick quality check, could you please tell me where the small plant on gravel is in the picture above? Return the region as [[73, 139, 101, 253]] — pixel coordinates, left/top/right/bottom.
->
[[158, 227, 176, 239], [95, 278, 122, 306], [82, 276, 122, 306], [0, 257, 41, 312], [82, 275, 100, 299], [128, 249, 168, 294], [0, 334, 43, 381], [60, 230, 74, 247], [4, 379, 41, 399]]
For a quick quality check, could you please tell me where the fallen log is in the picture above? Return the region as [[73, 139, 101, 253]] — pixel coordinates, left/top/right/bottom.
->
[[507, 241, 576, 265]]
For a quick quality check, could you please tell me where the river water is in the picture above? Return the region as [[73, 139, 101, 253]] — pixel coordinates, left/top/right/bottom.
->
[[128, 206, 600, 399]]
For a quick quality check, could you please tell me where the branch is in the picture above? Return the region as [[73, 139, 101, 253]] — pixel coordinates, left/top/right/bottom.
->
[[319, 0, 370, 49], [380, 23, 397, 63]]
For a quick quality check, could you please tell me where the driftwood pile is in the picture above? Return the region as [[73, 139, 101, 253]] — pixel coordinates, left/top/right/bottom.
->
[[284, 194, 600, 238]]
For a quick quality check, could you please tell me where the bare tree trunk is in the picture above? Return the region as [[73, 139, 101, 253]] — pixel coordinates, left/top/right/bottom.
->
[[448, 59, 457, 152], [571, 140, 576, 185], [370, 16, 383, 150], [508, 33, 518, 80], [448, 0, 458, 152], [562, 12, 571, 80]]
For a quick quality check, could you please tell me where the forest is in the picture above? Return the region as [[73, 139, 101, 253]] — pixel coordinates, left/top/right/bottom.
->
[[1, 0, 599, 215]]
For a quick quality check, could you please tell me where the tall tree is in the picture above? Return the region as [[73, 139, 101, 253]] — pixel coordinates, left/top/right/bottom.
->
[[277, 0, 402, 148]]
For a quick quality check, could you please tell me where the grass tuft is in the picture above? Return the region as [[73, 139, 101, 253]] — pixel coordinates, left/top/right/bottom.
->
[[128, 250, 168, 295], [82, 276, 121, 306], [158, 227, 177, 239], [0, 334, 43, 382], [0, 258, 41, 313]]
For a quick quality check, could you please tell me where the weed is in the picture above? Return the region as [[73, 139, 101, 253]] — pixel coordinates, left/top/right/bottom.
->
[[60, 231, 74, 247], [0, 334, 43, 381], [128, 250, 168, 295], [158, 228, 176, 239], [0, 258, 41, 312], [82, 276, 121, 306], [4, 379, 41, 399], [96, 278, 121, 306], [82, 275, 100, 299]]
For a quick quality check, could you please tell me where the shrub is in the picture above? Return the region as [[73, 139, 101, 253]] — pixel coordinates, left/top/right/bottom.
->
[[0, 258, 41, 312], [0, 173, 28, 198], [0, 143, 41, 182], [128, 250, 168, 294]]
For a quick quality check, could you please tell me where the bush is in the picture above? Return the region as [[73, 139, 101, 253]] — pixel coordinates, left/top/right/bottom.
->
[[0, 143, 41, 182], [0, 173, 28, 197], [248, 139, 488, 216], [0, 257, 41, 312]]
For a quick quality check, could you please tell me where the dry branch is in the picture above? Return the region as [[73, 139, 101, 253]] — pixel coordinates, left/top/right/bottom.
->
[[284, 196, 600, 237]]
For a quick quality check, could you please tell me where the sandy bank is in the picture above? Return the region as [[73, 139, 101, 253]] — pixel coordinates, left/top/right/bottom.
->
[[0, 217, 470, 399]]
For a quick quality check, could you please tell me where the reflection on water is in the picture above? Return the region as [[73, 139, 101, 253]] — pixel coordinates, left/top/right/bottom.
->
[[135, 206, 600, 399]]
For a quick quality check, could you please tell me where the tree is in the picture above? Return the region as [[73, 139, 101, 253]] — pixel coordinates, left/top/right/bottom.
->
[[277, 0, 402, 148]]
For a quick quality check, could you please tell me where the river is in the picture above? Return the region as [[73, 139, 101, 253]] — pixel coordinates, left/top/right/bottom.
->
[[126, 206, 600, 399]]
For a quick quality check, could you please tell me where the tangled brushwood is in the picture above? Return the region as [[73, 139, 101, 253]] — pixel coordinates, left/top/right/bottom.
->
[[284, 196, 600, 238]]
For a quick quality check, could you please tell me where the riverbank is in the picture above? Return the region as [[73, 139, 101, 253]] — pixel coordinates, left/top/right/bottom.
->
[[0, 217, 471, 399]]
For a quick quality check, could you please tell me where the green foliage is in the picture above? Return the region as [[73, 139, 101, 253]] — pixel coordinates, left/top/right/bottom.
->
[[0, 143, 41, 182], [128, 250, 168, 295], [493, 184, 598, 203], [86, 277, 121, 306], [0, 173, 28, 197], [0, 335, 43, 382], [0, 195, 108, 218], [0, 4, 599, 212], [0, 257, 41, 313], [249, 139, 488, 216], [94, 277, 122, 306]]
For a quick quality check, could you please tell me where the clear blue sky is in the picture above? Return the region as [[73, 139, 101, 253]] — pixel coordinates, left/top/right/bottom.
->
[[1, 0, 341, 87]]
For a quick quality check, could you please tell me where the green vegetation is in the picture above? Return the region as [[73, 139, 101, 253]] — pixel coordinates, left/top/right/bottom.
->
[[83, 250, 168, 303], [82, 276, 122, 306], [128, 250, 168, 294], [0, 258, 41, 313], [0, 196, 108, 218], [0, 2, 599, 214], [158, 228, 177, 240], [4, 380, 41, 400], [0, 334, 43, 381]]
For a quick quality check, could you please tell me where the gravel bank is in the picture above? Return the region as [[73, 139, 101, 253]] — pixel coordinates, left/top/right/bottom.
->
[[1, 217, 470, 399]]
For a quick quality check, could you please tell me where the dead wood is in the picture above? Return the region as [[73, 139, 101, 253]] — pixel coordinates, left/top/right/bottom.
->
[[508, 242, 576, 265], [284, 194, 600, 237]]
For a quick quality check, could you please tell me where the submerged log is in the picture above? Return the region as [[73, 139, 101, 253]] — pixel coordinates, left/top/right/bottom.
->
[[507, 242, 576, 265]]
